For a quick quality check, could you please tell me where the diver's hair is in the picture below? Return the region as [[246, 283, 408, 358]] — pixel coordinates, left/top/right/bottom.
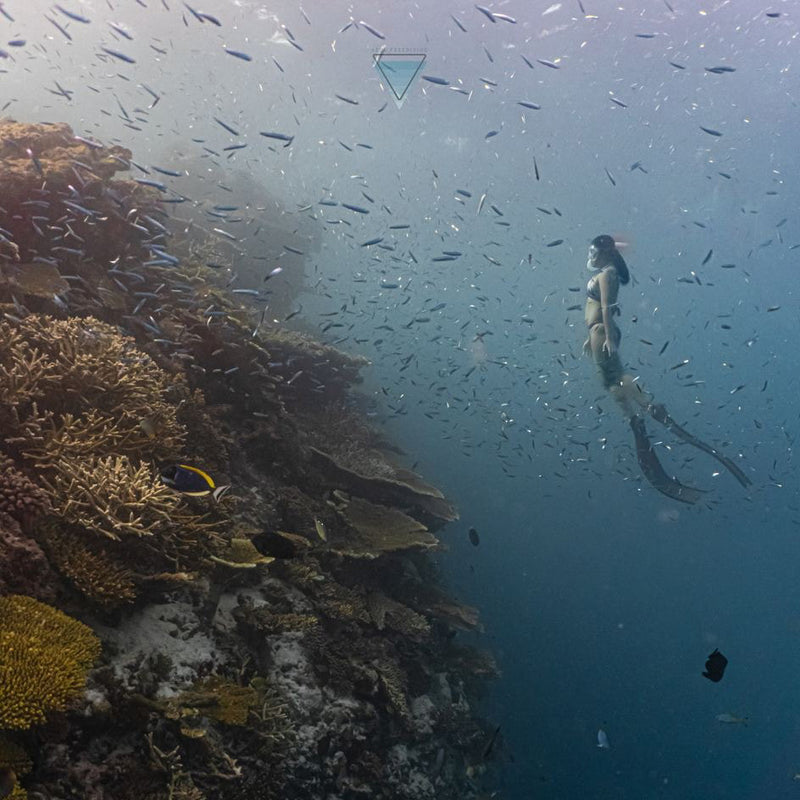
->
[[591, 234, 630, 285]]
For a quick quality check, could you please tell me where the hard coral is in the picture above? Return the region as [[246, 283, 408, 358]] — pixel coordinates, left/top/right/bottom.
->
[[0, 119, 158, 266], [0, 315, 185, 461], [336, 496, 439, 558], [40, 454, 183, 540], [0, 456, 50, 529], [0, 512, 55, 601], [0, 595, 100, 730], [39, 521, 136, 607]]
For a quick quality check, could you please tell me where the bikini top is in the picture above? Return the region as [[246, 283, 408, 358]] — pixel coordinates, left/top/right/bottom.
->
[[586, 266, 620, 311]]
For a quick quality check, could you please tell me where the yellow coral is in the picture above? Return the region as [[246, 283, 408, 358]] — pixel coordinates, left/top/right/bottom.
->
[[179, 676, 259, 726], [0, 595, 101, 730]]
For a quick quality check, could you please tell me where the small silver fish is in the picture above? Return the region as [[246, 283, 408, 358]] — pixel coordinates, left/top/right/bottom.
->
[[716, 713, 748, 725], [597, 728, 610, 749]]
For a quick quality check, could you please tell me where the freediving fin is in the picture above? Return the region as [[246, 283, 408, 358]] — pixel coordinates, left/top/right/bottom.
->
[[646, 403, 751, 489], [630, 415, 706, 505]]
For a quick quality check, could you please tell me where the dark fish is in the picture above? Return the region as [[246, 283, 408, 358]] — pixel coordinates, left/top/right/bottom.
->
[[610, 96, 627, 108], [100, 46, 136, 63], [700, 126, 723, 137], [214, 116, 239, 136], [604, 168, 616, 186], [705, 66, 736, 74], [537, 58, 559, 69], [518, 100, 541, 110], [482, 724, 501, 758], [635, 32, 656, 38], [702, 648, 728, 682], [668, 60, 686, 69], [702, 249, 713, 265], [468, 527, 480, 546], [547, 239, 564, 247], [260, 130, 294, 143], [161, 464, 230, 502], [475, 5, 496, 23], [336, 93, 359, 104], [451, 14, 467, 32], [422, 75, 449, 85], [342, 203, 369, 214], [225, 48, 253, 61], [56, 4, 91, 23]]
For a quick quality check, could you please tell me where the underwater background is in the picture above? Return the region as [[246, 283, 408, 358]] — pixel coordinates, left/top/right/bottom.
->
[[1, 1, 799, 798]]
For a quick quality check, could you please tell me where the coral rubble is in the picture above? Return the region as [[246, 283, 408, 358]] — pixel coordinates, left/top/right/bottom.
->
[[0, 120, 498, 800]]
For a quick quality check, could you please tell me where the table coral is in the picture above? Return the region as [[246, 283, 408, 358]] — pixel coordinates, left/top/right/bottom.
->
[[336, 496, 440, 558], [0, 595, 101, 730]]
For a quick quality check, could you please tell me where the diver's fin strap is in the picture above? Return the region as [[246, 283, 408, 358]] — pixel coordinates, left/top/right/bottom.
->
[[646, 404, 751, 489], [629, 415, 705, 505]]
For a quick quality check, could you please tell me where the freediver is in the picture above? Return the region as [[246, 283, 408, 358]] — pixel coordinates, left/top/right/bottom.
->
[[583, 234, 751, 503]]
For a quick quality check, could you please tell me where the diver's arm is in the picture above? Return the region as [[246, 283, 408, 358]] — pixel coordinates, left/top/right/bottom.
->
[[598, 270, 618, 355]]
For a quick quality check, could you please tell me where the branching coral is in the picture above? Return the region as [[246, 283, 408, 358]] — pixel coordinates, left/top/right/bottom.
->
[[177, 676, 260, 727], [39, 521, 136, 607], [39, 455, 184, 540], [0, 595, 101, 730], [0, 315, 185, 461]]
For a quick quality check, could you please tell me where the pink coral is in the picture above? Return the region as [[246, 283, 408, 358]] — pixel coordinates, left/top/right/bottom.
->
[[0, 511, 56, 601]]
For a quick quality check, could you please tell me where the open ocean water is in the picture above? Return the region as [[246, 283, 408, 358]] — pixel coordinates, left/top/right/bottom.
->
[[3, 1, 800, 797]]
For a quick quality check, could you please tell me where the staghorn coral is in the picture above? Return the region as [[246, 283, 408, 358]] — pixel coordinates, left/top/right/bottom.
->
[[0, 595, 100, 730], [40, 454, 185, 540], [0, 315, 185, 461], [39, 521, 136, 607]]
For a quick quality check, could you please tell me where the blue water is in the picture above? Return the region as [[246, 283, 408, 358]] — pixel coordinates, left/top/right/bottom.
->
[[5, 1, 800, 796]]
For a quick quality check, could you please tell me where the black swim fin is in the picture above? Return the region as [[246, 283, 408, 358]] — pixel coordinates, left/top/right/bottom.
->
[[630, 415, 705, 505], [646, 403, 751, 489]]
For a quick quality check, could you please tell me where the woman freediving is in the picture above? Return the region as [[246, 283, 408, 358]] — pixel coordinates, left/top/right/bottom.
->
[[583, 234, 751, 503]]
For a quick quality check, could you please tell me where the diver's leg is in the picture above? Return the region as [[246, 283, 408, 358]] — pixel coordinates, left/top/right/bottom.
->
[[629, 415, 705, 504]]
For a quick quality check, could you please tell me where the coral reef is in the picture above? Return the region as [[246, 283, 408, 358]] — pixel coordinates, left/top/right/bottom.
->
[[0, 595, 101, 730], [0, 120, 496, 800]]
